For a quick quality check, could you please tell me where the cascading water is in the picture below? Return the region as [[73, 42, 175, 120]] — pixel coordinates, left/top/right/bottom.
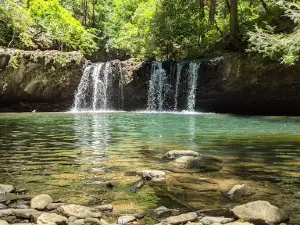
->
[[174, 63, 184, 111], [147, 61, 201, 112], [186, 61, 200, 111], [147, 62, 170, 111], [73, 62, 114, 111]]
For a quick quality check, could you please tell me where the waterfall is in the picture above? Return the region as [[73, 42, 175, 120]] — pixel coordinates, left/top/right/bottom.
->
[[73, 62, 114, 111], [147, 61, 201, 112], [186, 61, 200, 111], [174, 63, 184, 111], [147, 62, 170, 111]]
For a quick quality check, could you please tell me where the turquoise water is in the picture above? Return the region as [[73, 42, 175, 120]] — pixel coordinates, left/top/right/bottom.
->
[[0, 112, 299, 223]]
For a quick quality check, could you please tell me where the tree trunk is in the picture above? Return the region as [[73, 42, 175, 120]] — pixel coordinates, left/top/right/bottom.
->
[[209, 0, 217, 25], [230, 0, 238, 43]]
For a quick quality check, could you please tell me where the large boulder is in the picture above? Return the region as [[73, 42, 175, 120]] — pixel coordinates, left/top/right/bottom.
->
[[232, 200, 287, 224], [57, 204, 102, 219], [0, 220, 9, 225], [0, 184, 15, 194], [37, 212, 68, 225], [31, 194, 53, 210]]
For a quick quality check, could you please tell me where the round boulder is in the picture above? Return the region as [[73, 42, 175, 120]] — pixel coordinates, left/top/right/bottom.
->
[[232, 200, 287, 224], [31, 194, 53, 210]]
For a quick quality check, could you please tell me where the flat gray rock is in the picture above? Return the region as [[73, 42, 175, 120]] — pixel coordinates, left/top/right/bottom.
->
[[118, 215, 136, 224], [0, 184, 15, 194], [45, 203, 65, 211], [31, 194, 53, 210], [163, 150, 199, 159], [200, 216, 234, 225], [13, 208, 42, 220], [37, 212, 68, 225], [0, 204, 7, 209], [57, 204, 102, 219], [0, 209, 14, 217], [232, 200, 287, 223], [162, 212, 198, 225], [148, 206, 180, 219], [91, 204, 113, 212]]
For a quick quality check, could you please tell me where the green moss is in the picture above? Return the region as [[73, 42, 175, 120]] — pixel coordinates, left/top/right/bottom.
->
[[9, 51, 21, 69]]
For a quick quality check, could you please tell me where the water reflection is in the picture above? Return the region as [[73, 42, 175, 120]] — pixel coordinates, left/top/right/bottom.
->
[[73, 113, 111, 166]]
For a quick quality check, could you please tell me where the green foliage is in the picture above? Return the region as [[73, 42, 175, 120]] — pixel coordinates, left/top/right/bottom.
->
[[0, 0, 97, 54], [247, 1, 300, 65]]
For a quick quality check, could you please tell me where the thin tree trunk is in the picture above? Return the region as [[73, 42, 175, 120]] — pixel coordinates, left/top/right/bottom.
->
[[230, 0, 238, 43], [209, 0, 217, 26]]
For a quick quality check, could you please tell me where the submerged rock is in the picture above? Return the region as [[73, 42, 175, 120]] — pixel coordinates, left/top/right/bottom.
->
[[57, 204, 102, 219], [118, 215, 136, 224], [173, 156, 222, 172], [31, 194, 53, 210], [161, 212, 198, 225], [232, 200, 287, 224], [148, 206, 180, 219], [37, 212, 68, 225], [227, 184, 256, 199], [0, 185, 15, 194], [200, 216, 234, 225], [137, 170, 166, 181], [163, 150, 199, 160]]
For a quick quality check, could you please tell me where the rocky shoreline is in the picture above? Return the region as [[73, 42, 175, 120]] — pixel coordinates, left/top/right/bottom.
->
[[0, 151, 290, 225]]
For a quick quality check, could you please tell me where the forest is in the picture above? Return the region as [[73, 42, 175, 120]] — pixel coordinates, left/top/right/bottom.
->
[[0, 0, 299, 65]]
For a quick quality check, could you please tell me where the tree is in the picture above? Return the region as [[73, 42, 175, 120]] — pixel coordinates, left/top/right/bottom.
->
[[230, 0, 238, 43]]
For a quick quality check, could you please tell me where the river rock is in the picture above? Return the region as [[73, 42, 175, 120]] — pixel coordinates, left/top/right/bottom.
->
[[200, 216, 234, 225], [84, 217, 109, 225], [137, 170, 166, 181], [0, 220, 9, 225], [224, 222, 254, 225], [0, 185, 15, 195], [232, 200, 287, 223], [162, 212, 198, 225], [148, 206, 180, 219], [163, 150, 199, 159], [57, 204, 102, 219], [0, 204, 7, 209], [69, 219, 85, 225], [0, 193, 18, 203], [31, 194, 53, 210], [37, 212, 68, 225], [9, 203, 30, 209], [174, 156, 222, 172], [227, 184, 256, 199], [91, 204, 113, 212], [0, 209, 14, 217], [13, 208, 42, 220], [46, 203, 65, 211], [118, 215, 136, 224]]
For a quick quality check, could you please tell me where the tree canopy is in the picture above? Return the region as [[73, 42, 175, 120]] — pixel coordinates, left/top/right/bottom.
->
[[0, 0, 299, 65]]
